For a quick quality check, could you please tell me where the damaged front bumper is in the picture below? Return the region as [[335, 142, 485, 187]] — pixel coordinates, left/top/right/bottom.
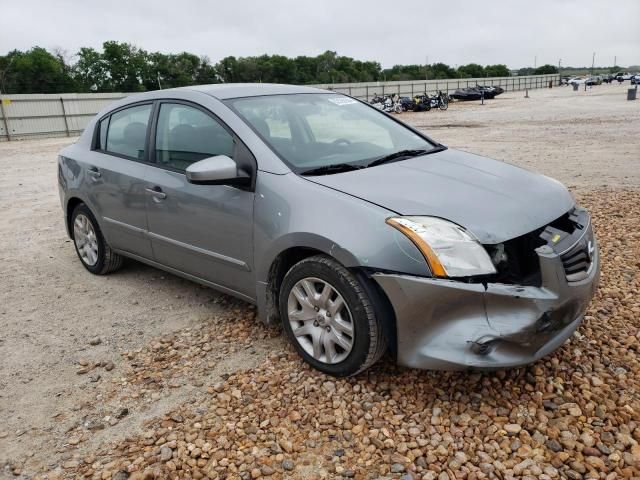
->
[[373, 220, 600, 370]]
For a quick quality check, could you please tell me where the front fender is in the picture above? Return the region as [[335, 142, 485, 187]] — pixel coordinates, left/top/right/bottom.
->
[[252, 171, 431, 324], [253, 172, 430, 283]]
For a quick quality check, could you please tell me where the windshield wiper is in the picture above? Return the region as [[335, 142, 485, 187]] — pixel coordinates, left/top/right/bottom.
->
[[299, 163, 365, 176], [367, 146, 445, 168]]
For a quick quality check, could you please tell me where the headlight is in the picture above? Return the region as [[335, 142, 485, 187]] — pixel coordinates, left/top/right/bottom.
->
[[386, 216, 496, 278]]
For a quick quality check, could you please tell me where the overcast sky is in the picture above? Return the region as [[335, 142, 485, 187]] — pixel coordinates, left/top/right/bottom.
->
[[1, 0, 638, 69]]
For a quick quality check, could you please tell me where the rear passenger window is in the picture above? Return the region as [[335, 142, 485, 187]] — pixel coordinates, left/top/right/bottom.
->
[[155, 103, 234, 172], [105, 104, 152, 160]]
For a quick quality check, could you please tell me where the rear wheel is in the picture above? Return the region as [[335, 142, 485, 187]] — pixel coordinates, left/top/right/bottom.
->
[[71, 204, 123, 275], [279, 255, 386, 376]]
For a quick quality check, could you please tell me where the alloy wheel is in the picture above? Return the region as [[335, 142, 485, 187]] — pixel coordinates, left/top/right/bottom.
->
[[73, 214, 99, 266], [286, 277, 354, 364]]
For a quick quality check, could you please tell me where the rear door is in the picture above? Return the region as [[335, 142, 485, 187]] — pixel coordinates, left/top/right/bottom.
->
[[144, 101, 255, 299], [85, 103, 154, 259]]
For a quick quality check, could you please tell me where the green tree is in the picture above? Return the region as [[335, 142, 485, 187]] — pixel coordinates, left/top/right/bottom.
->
[[484, 64, 510, 77], [74, 47, 107, 91], [0, 47, 77, 93], [1, 41, 529, 93], [215, 56, 239, 83], [533, 64, 558, 74], [382, 64, 424, 81], [101, 41, 148, 92], [517, 67, 535, 76], [145, 52, 216, 89], [429, 63, 458, 79], [195, 56, 219, 85], [457, 63, 485, 78]]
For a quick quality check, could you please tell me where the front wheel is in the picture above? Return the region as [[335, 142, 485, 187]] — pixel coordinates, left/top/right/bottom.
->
[[279, 255, 387, 376]]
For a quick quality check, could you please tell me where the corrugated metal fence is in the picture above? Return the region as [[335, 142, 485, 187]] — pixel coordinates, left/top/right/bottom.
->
[[0, 74, 559, 141], [0, 93, 125, 141]]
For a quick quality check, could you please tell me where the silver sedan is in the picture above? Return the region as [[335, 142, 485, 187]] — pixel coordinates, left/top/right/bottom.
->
[[58, 84, 599, 376]]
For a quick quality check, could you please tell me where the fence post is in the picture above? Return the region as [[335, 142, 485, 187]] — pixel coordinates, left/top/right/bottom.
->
[[59, 97, 71, 137], [0, 97, 10, 141]]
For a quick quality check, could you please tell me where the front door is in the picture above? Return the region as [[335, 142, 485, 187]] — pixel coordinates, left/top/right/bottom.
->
[[144, 102, 255, 299]]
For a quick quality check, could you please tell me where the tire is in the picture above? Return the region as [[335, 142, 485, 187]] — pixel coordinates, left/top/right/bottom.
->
[[439, 99, 448, 111], [279, 255, 387, 377], [71, 203, 123, 275]]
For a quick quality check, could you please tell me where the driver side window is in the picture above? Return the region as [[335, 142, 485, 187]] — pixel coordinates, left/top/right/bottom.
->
[[155, 103, 234, 172]]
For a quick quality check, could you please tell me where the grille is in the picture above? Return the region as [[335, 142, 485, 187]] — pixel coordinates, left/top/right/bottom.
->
[[560, 228, 595, 282]]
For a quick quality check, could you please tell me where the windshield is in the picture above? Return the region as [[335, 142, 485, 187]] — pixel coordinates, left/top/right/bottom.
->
[[226, 93, 439, 172]]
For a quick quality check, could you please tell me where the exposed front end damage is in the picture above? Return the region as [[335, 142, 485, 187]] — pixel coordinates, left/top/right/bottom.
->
[[373, 209, 600, 370]]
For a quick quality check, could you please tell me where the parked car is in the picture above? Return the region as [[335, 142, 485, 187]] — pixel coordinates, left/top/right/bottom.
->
[[58, 84, 600, 376], [585, 76, 602, 86], [568, 77, 587, 86], [614, 72, 633, 82], [631, 74, 640, 85]]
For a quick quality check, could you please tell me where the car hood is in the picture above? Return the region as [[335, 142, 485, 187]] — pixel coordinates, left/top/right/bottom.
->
[[305, 148, 574, 244]]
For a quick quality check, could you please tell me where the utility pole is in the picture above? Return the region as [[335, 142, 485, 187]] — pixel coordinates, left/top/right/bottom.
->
[[591, 52, 595, 75], [614, 55, 617, 68], [558, 58, 562, 75], [534, 56, 537, 69], [425, 56, 429, 80]]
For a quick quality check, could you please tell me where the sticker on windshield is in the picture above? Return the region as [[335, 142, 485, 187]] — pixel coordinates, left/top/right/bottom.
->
[[328, 97, 358, 106]]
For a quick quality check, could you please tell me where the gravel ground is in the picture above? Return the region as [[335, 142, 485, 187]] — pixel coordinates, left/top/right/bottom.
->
[[0, 82, 639, 479]]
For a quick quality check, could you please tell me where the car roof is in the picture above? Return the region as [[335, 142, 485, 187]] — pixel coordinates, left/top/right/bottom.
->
[[184, 83, 329, 99]]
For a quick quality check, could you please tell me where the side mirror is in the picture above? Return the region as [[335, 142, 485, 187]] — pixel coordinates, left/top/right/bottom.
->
[[186, 155, 250, 186]]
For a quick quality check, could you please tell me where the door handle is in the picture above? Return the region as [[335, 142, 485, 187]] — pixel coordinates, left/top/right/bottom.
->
[[145, 187, 167, 200], [87, 167, 101, 179]]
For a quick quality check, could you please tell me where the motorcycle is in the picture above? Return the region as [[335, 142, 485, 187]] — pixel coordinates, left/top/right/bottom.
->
[[412, 91, 449, 111], [432, 90, 449, 110], [412, 94, 432, 111], [370, 94, 405, 113]]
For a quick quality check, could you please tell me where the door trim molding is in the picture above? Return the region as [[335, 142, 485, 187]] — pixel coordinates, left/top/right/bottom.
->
[[103, 216, 250, 271], [147, 231, 251, 271], [103, 216, 146, 236]]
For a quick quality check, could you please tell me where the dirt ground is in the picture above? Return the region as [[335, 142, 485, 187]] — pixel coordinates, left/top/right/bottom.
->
[[0, 82, 638, 479]]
